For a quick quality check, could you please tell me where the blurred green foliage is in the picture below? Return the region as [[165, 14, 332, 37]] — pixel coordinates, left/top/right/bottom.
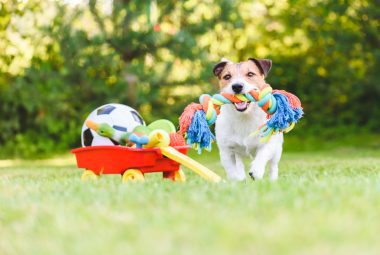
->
[[0, 0, 379, 158]]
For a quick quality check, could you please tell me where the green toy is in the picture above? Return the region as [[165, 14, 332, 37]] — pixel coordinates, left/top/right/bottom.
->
[[147, 119, 176, 134], [85, 120, 132, 145]]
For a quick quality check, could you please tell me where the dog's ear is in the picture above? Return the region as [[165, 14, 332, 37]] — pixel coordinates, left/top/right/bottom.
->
[[248, 58, 272, 77], [213, 60, 229, 78]]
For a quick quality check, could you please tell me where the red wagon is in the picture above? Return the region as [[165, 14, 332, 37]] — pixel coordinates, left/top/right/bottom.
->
[[71, 145, 189, 182]]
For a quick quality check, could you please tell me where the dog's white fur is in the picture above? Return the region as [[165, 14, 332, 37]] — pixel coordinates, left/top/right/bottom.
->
[[215, 61, 283, 181]]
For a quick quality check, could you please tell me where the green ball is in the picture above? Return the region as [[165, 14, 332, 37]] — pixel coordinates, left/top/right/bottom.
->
[[147, 119, 176, 133]]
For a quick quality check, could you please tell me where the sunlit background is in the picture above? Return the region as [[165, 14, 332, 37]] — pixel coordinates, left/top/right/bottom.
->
[[0, 0, 379, 157], [1, 2, 380, 255]]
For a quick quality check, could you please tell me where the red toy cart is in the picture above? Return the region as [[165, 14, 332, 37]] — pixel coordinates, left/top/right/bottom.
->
[[71, 145, 189, 182]]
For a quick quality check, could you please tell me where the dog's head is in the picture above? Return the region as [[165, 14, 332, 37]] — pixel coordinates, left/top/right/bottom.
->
[[213, 58, 272, 112]]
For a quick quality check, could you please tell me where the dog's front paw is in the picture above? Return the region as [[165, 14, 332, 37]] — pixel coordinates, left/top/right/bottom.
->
[[248, 167, 265, 180]]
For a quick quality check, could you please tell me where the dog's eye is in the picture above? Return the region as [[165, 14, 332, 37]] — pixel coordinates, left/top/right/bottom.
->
[[247, 72, 255, 77], [223, 74, 231, 80]]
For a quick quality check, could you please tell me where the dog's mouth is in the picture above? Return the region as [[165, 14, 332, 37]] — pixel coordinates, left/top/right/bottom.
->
[[234, 101, 250, 112]]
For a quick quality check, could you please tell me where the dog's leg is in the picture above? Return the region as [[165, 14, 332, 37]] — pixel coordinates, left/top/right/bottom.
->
[[219, 147, 242, 181], [249, 146, 272, 180], [234, 154, 246, 180], [268, 162, 279, 181], [269, 146, 282, 181]]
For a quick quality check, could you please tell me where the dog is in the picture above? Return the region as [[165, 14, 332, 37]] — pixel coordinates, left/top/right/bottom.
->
[[213, 58, 283, 181]]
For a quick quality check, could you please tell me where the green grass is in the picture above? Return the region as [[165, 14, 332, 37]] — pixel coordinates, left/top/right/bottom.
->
[[1, 148, 380, 255]]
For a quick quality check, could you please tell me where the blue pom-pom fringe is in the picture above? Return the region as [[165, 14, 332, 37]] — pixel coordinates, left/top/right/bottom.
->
[[186, 110, 215, 153], [266, 92, 303, 131]]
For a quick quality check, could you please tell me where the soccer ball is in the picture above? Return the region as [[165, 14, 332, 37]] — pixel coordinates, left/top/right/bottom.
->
[[81, 103, 145, 146]]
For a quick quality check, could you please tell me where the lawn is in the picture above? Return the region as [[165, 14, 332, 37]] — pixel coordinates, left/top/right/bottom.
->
[[1, 148, 380, 255]]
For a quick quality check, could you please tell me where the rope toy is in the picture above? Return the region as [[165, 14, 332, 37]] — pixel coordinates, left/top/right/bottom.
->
[[179, 84, 303, 153]]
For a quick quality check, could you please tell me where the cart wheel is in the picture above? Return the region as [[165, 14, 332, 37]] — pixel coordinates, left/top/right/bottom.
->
[[174, 169, 186, 182], [81, 170, 99, 181], [122, 169, 145, 183]]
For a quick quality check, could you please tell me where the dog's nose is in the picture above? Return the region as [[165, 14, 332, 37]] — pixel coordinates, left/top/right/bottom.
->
[[249, 172, 255, 180], [232, 84, 243, 94]]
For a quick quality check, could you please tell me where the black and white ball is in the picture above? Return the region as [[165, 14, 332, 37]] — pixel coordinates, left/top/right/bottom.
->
[[81, 103, 145, 146]]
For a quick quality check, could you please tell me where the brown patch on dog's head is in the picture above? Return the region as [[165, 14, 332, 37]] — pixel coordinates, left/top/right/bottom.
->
[[213, 58, 272, 91], [248, 58, 272, 77]]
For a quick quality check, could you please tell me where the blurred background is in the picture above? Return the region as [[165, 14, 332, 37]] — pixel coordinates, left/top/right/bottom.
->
[[0, 0, 379, 158]]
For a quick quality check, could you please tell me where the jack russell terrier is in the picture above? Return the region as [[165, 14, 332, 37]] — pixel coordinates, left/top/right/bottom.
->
[[213, 58, 283, 181]]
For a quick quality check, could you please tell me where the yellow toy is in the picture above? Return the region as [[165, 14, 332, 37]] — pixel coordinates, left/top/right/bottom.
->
[[145, 129, 221, 183]]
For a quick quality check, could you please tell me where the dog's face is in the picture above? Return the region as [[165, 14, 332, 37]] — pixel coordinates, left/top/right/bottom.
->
[[213, 58, 272, 112]]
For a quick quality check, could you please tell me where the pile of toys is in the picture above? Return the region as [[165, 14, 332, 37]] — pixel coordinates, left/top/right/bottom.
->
[[72, 103, 222, 183]]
